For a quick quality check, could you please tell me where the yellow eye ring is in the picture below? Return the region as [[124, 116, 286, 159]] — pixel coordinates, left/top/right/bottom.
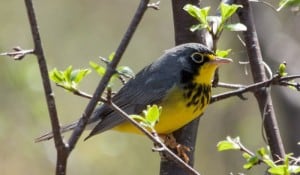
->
[[191, 52, 204, 63]]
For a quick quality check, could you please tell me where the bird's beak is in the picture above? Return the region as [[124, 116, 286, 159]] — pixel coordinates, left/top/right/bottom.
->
[[210, 57, 232, 65]]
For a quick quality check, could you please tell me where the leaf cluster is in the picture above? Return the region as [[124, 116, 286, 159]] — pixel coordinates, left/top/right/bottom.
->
[[217, 136, 300, 175], [183, 3, 246, 38], [50, 52, 134, 92], [50, 66, 91, 92]]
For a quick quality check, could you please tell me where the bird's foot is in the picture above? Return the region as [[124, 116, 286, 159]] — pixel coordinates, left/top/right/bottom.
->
[[160, 133, 191, 163]]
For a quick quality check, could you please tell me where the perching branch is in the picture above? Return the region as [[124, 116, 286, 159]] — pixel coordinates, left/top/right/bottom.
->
[[104, 89, 200, 175]]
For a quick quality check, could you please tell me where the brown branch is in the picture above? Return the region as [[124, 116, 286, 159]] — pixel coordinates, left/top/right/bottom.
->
[[24, 0, 150, 174], [212, 75, 300, 103], [67, 0, 150, 154], [55, 84, 93, 100], [23, 0, 68, 174], [236, 0, 286, 162]]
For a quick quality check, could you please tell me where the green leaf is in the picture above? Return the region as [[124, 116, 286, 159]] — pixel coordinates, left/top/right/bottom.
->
[[243, 155, 259, 170], [242, 152, 252, 159], [257, 147, 276, 168], [268, 165, 288, 175], [216, 49, 232, 58], [220, 3, 243, 22], [49, 68, 64, 83], [263, 158, 276, 168], [110, 74, 119, 84], [242, 152, 260, 170], [257, 147, 268, 157], [224, 23, 247, 31], [145, 105, 161, 127], [190, 24, 206, 32], [63, 65, 73, 83], [49, 66, 90, 92], [183, 4, 210, 28], [278, 62, 288, 76], [71, 69, 91, 83], [89, 61, 106, 76], [243, 162, 254, 170], [130, 105, 161, 130], [108, 52, 115, 61], [217, 136, 241, 151]]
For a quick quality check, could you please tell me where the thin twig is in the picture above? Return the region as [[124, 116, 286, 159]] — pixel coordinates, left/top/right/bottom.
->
[[216, 82, 246, 89], [0, 47, 33, 60], [55, 84, 93, 100], [212, 75, 300, 103]]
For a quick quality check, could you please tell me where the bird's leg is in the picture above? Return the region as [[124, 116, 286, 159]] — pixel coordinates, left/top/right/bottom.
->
[[159, 133, 191, 163]]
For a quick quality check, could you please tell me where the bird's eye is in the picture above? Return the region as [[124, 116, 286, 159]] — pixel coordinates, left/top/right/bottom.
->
[[191, 52, 204, 63]]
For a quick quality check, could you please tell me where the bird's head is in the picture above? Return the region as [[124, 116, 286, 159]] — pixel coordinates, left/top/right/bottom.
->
[[172, 43, 232, 85]]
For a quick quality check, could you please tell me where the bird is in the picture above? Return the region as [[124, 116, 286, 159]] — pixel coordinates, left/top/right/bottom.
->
[[36, 43, 232, 146]]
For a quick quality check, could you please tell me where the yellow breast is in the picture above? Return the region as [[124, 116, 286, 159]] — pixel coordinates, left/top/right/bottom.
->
[[113, 84, 211, 134]]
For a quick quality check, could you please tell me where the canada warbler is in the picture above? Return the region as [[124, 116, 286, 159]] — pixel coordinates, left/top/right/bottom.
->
[[36, 43, 232, 142]]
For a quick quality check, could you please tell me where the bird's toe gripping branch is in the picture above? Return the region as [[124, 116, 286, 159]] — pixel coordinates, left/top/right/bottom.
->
[[159, 134, 191, 163]]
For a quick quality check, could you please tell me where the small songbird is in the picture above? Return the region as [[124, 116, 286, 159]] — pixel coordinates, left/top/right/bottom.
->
[[36, 43, 231, 146]]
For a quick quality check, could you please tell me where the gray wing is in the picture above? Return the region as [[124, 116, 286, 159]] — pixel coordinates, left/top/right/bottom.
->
[[86, 56, 181, 139]]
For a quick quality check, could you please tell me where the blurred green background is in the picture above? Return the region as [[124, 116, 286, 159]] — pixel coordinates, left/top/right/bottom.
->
[[1, 1, 300, 174]]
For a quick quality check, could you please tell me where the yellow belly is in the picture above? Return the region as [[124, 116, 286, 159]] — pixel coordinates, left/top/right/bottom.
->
[[113, 86, 209, 134]]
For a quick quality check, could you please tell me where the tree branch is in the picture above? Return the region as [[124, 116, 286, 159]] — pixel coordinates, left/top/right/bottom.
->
[[235, 0, 286, 162], [105, 92, 200, 175], [23, 0, 68, 174], [24, 0, 151, 174], [160, 1, 204, 174], [67, 0, 150, 150], [0, 47, 33, 60], [212, 75, 300, 103]]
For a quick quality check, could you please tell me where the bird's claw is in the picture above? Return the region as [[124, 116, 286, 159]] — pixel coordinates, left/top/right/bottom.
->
[[175, 143, 191, 163], [160, 134, 191, 163]]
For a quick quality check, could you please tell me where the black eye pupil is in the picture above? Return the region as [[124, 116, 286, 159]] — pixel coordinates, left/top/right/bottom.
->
[[191, 53, 204, 63]]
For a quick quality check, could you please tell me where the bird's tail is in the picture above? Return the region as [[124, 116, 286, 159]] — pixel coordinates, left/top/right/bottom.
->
[[35, 121, 78, 142]]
